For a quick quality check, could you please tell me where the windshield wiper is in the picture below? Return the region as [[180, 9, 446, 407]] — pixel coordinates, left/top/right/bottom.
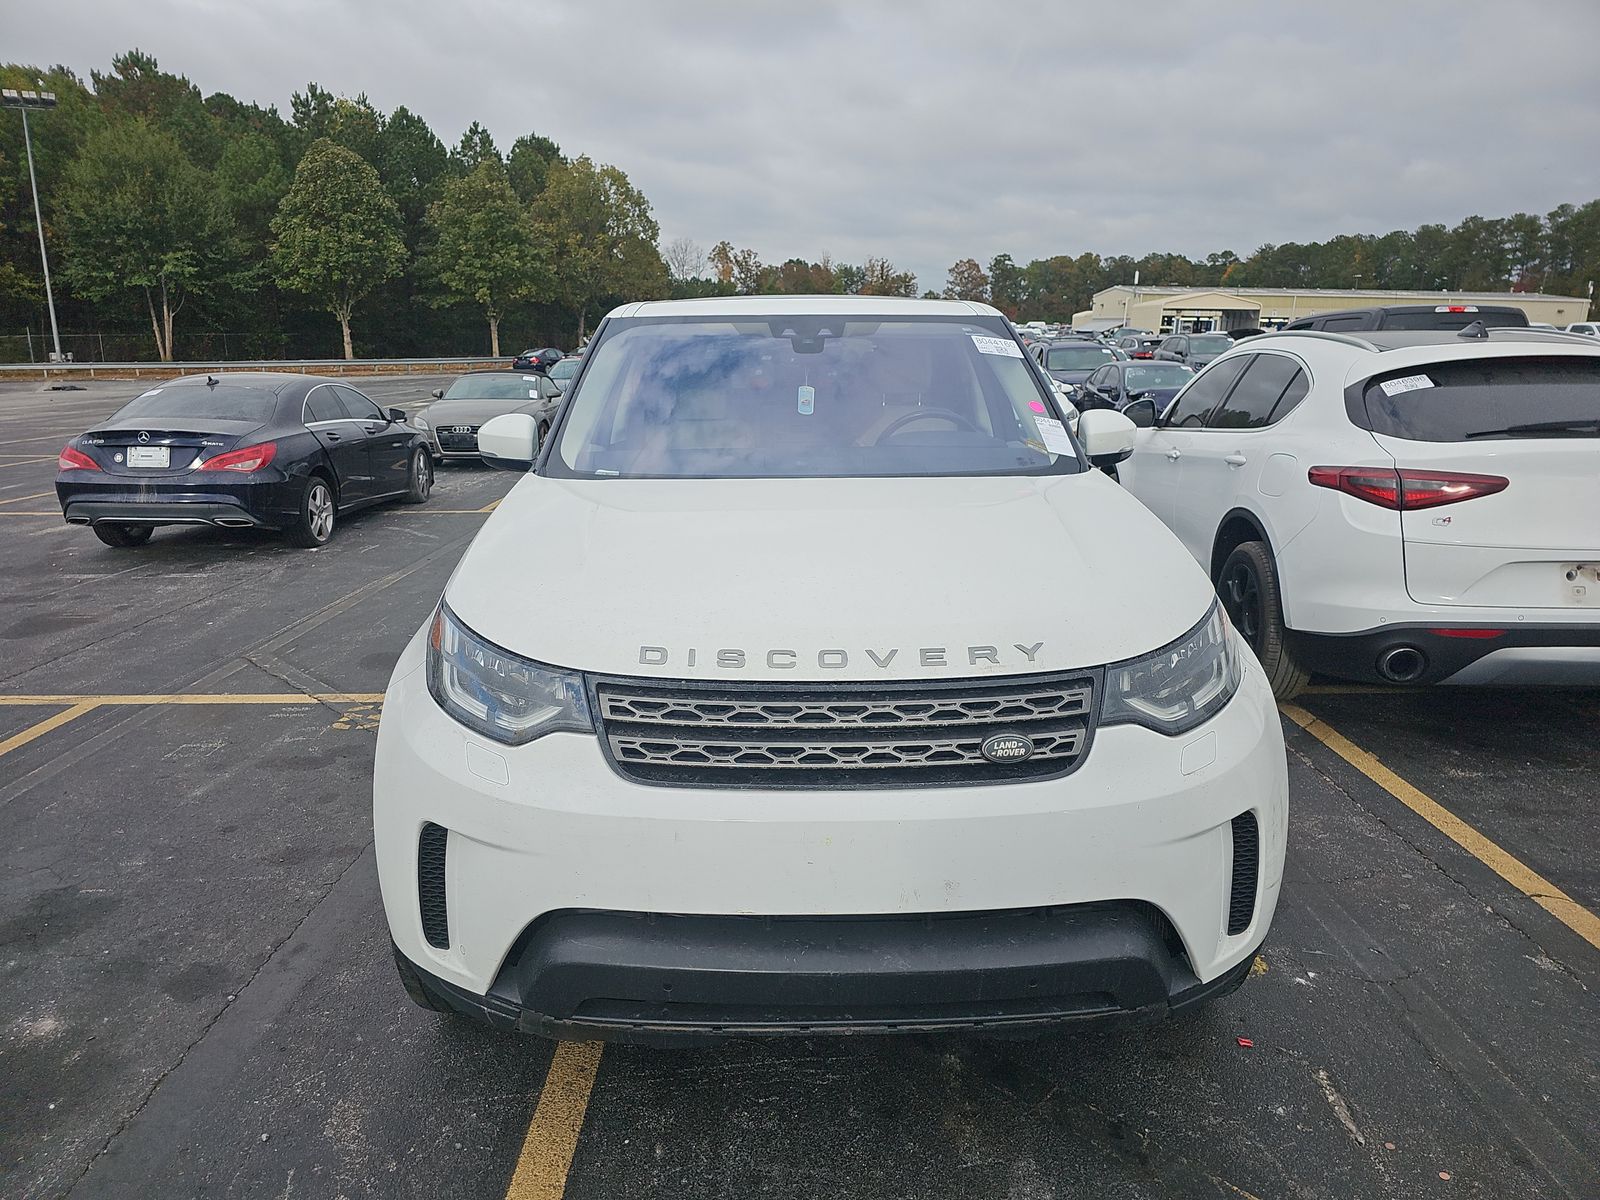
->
[[1464, 420, 1600, 439]]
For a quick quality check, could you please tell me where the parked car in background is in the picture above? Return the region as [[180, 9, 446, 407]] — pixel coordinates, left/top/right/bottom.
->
[[55, 373, 432, 548], [1032, 339, 1127, 397], [414, 371, 564, 463], [1118, 327, 1600, 696], [1077, 360, 1195, 412], [1116, 334, 1165, 359], [375, 295, 1287, 1041], [547, 355, 582, 391], [1280, 304, 1529, 333], [1565, 322, 1599, 337], [512, 347, 564, 372], [1154, 332, 1233, 371]]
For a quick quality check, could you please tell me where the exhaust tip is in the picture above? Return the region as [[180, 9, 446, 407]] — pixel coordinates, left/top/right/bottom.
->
[[1377, 645, 1427, 684]]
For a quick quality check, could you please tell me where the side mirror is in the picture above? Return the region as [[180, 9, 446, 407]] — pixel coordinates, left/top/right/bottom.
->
[[1121, 398, 1158, 428], [1076, 409, 1138, 468], [430, 388, 444, 399], [387, 407, 407, 424], [478, 413, 539, 473]]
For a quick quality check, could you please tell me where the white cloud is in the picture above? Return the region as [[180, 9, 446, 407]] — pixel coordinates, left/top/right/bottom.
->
[[12, 0, 1600, 291]]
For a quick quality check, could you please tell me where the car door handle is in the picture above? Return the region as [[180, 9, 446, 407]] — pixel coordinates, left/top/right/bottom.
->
[[1166, 449, 1182, 461], [325, 432, 342, 442], [1224, 453, 1248, 467]]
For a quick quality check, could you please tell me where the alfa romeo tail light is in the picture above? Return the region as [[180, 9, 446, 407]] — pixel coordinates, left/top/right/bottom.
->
[[1307, 466, 1508, 510]]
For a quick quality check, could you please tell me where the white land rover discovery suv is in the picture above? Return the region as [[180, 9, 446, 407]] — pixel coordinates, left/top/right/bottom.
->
[[373, 297, 1288, 1041]]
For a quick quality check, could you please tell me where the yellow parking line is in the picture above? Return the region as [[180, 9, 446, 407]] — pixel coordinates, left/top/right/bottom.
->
[[0, 511, 57, 516], [390, 509, 494, 515], [0, 456, 56, 468], [478, 499, 501, 513], [0, 693, 385, 705], [0, 491, 52, 505], [505, 1041, 604, 1200], [1281, 702, 1600, 952], [0, 701, 101, 760]]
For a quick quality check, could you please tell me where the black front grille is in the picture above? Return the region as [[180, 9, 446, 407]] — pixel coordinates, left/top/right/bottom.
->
[[1228, 811, 1259, 936], [593, 671, 1099, 789], [418, 822, 450, 948], [436, 428, 478, 451]]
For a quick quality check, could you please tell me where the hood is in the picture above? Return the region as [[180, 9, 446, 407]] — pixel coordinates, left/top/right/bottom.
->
[[445, 473, 1216, 681], [418, 397, 543, 425]]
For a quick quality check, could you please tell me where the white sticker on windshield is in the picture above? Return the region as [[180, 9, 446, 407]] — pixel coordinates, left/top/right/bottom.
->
[[971, 335, 1024, 358], [1380, 374, 1434, 396], [529, 389, 539, 398], [522, 375, 540, 382], [797, 385, 815, 415], [1032, 416, 1074, 455]]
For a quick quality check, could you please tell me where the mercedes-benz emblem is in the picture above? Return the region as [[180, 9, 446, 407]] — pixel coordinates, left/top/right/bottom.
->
[[980, 732, 1035, 764], [137, 431, 150, 443]]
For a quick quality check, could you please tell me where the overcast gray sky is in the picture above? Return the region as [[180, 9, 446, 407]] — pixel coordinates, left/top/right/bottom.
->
[[12, 0, 1600, 292]]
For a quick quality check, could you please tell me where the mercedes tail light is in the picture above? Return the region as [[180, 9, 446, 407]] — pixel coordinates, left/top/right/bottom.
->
[[58, 445, 100, 471], [197, 442, 277, 472], [1308, 466, 1508, 510]]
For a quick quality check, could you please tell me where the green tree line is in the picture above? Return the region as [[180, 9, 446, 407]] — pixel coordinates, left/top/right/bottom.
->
[[0, 50, 669, 361], [934, 203, 1600, 321]]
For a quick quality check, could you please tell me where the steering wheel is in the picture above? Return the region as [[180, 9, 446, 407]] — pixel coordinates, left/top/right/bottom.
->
[[871, 407, 982, 444]]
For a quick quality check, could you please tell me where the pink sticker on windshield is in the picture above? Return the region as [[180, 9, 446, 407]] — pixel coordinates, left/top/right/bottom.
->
[[1029, 401, 1046, 413]]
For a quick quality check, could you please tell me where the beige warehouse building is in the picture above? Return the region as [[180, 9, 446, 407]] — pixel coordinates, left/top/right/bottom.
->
[[1073, 285, 1591, 333]]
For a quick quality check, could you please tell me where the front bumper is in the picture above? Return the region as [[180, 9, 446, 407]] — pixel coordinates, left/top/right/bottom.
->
[[373, 627, 1288, 1034], [396, 906, 1259, 1044]]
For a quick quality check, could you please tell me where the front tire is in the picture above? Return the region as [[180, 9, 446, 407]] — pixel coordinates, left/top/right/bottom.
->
[[403, 448, 432, 504], [286, 476, 336, 548], [1218, 541, 1308, 700], [93, 522, 153, 549]]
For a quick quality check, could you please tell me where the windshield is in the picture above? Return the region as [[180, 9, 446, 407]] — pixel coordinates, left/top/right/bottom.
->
[[112, 383, 276, 423], [1123, 365, 1193, 391], [443, 375, 543, 400], [1190, 336, 1233, 355], [1046, 345, 1118, 370], [548, 315, 1080, 480]]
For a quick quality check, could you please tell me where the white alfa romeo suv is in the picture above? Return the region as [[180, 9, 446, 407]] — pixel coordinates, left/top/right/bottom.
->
[[373, 297, 1288, 1041], [1118, 325, 1600, 696]]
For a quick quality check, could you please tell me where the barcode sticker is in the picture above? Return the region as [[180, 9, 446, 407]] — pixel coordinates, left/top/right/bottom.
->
[[971, 335, 1024, 358], [1380, 374, 1434, 396], [1033, 417, 1074, 454]]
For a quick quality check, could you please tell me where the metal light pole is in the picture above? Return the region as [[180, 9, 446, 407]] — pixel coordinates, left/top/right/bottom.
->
[[3, 87, 63, 362]]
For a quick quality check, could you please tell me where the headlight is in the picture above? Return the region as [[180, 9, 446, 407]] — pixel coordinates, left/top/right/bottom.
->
[[1101, 602, 1240, 735], [414, 416, 429, 429], [425, 604, 592, 745]]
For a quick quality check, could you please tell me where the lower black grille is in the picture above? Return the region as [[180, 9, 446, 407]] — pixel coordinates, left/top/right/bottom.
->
[[1228, 811, 1259, 936], [436, 430, 478, 451], [593, 671, 1098, 789], [418, 822, 450, 949]]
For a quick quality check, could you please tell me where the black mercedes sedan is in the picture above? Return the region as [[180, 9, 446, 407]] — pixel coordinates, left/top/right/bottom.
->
[[55, 373, 433, 549]]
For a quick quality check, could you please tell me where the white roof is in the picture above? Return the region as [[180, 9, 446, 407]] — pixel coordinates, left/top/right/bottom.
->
[[609, 295, 1004, 319]]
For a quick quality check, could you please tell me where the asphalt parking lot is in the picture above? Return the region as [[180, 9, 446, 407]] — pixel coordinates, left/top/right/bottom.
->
[[2, 378, 1598, 1199]]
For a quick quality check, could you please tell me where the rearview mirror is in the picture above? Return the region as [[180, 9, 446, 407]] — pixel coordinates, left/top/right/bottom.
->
[[430, 388, 444, 399], [1121, 398, 1158, 428], [1077, 409, 1137, 469], [478, 413, 539, 473]]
